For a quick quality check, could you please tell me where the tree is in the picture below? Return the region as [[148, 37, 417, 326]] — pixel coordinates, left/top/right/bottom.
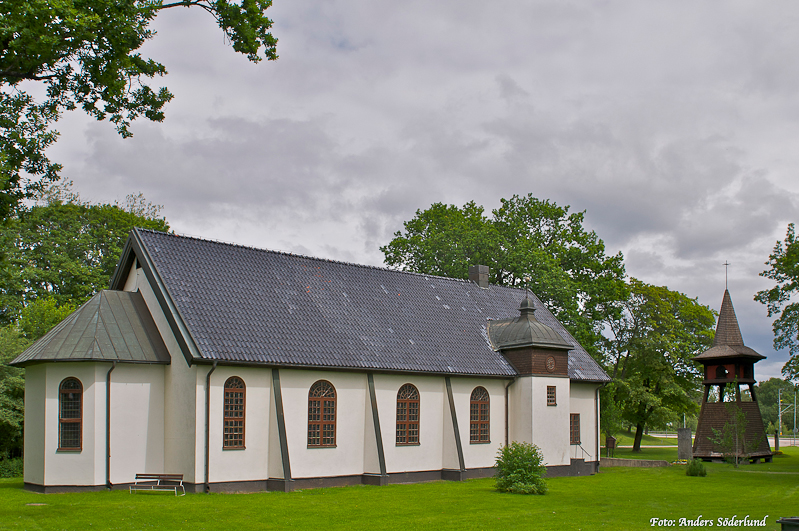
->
[[381, 195, 628, 357], [0, 297, 77, 459], [756, 223, 799, 381], [0, 0, 278, 221], [755, 378, 796, 434], [605, 279, 716, 452], [0, 184, 169, 324], [0, 326, 27, 458]]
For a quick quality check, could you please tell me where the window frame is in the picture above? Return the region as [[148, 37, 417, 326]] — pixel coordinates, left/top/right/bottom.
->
[[547, 385, 557, 406], [308, 380, 337, 448], [58, 377, 83, 451], [570, 413, 581, 445], [469, 386, 490, 444], [396, 383, 420, 446], [223, 376, 246, 449]]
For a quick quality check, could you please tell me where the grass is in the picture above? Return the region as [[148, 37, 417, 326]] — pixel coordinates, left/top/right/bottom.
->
[[605, 445, 679, 462], [611, 432, 679, 446], [2, 448, 798, 530]]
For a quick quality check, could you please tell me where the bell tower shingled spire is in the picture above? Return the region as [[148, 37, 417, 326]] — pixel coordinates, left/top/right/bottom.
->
[[713, 289, 744, 347], [692, 288, 771, 463]]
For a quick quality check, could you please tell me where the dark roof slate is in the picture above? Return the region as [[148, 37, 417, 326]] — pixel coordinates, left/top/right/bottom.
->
[[10, 290, 170, 366], [122, 229, 609, 381]]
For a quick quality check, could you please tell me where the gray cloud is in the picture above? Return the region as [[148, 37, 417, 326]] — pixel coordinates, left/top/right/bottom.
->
[[54, 0, 799, 379]]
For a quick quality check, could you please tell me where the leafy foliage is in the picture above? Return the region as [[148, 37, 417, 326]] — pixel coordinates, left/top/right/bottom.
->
[[494, 441, 548, 495], [381, 195, 628, 357], [0, 185, 169, 324], [756, 223, 799, 381], [0, 0, 278, 220], [604, 279, 716, 452], [685, 459, 707, 477], [755, 378, 796, 434], [0, 327, 28, 457], [0, 456, 22, 478]]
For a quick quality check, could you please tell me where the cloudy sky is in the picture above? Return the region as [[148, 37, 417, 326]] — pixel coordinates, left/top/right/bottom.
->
[[48, 1, 799, 380]]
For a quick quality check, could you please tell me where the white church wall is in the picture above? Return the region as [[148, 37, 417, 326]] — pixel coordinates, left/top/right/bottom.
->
[[279, 369, 368, 479], [531, 376, 570, 467], [42, 363, 100, 486], [23, 364, 46, 485], [569, 383, 601, 462], [109, 364, 165, 484], [374, 374, 447, 474], [127, 262, 199, 482], [449, 378, 506, 469], [362, 378, 381, 475], [207, 366, 271, 483], [267, 371, 285, 479], [507, 376, 533, 445]]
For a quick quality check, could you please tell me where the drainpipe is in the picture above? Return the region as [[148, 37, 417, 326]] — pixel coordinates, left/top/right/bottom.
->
[[106, 361, 117, 490], [204, 361, 218, 493], [596, 383, 606, 469], [504, 377, 517, 447]]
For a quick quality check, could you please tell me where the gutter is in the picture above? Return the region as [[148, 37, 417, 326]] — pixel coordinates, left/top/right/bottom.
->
[[106, 361, 117, 490], [204, 361, 218, 493]]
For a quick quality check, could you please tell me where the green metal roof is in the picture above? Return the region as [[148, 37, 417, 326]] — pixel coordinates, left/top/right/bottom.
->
[[10, 290, 170, 367]]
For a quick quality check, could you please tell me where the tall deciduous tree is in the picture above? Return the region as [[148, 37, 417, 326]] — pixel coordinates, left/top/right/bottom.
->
[[756, 223, 799, 381], [0, 185, 169, 324], [755, 377, 797, 434], [0, 297, 75, 458], [381, 195, 627, 357], [605, 279, 716, 452], [0, 0, 278, 221]]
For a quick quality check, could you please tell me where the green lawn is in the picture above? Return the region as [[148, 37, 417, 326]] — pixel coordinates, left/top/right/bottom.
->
[[2, 449, 798, 531], [611, 432, 679, 446]]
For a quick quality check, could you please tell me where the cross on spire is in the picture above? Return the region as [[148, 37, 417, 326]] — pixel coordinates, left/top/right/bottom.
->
[[723, 261, 730, 289]]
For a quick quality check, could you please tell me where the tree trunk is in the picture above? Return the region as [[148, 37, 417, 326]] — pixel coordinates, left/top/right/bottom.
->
[[633, 422, 645, 453]]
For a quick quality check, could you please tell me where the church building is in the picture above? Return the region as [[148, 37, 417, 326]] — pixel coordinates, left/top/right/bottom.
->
[[11, 229, 609, 492]]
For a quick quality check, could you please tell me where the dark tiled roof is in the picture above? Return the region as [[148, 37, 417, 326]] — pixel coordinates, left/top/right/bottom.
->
[[10, 290, 170, 366], [694, 289, 765, 362], [123, 229, 609, 381]]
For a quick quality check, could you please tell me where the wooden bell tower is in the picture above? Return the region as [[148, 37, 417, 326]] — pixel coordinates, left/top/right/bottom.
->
[[692, 289, 772, 462]]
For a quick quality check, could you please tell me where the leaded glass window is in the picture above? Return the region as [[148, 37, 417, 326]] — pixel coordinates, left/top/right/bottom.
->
[[469, 386, 490, 443], [59, 377, 82, 450], [308, 380, 336, 447], [547, 385, 557, 406], [223, 376, 245, 449], [396, 384, 420, 445], [570, 413, 581, 445]]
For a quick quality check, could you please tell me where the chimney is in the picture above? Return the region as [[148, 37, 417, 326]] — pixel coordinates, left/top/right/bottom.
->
[[468, 265, 490, 288]]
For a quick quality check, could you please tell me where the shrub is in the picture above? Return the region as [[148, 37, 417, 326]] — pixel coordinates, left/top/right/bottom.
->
[[0, 458, 23, 478], [685, 459, 707, 477], [494, 441, 548, 494]]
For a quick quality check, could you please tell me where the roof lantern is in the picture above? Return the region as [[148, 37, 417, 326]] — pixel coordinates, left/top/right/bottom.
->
[[487, 296, 573, 351]]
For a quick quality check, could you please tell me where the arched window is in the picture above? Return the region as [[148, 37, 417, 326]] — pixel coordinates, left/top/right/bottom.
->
[[396, 384, 420, 445], [223, 376, 246, 449], [470, 386, 490, 443], [308, 380, 336, 447], [59, 377, 82, 450]]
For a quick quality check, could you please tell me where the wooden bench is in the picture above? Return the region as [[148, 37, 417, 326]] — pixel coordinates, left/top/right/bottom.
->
[[129, 473, 185, 496]]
